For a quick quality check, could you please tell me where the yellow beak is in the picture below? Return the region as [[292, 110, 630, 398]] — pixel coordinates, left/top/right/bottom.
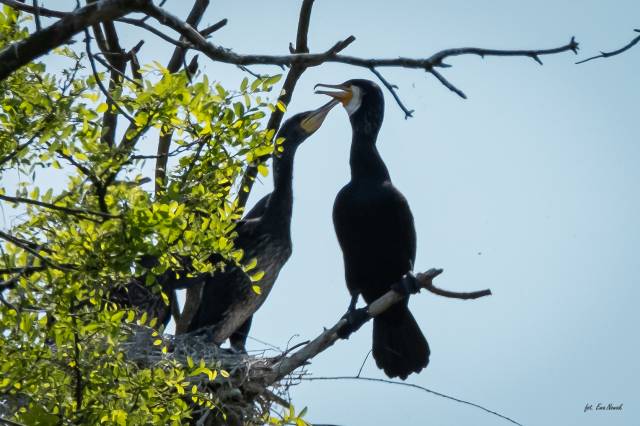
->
[[300, 99, 340, 133], [314, 83, 353, 106]]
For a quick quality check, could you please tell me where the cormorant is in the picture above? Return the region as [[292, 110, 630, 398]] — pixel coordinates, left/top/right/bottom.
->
[[187, 100, 338, 351], [316, 79, 429, 379]]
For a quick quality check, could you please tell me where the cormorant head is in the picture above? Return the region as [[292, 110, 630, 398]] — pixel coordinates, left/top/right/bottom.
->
[[275, 100, 338, 153], [314, 79, 384, 135]]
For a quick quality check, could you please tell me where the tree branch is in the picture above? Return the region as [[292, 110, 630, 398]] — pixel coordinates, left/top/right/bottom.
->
[[0, 230, 72, 272], [369, 67, 414, 119], [0, 0, 152, 81], [200, 18, 227, 38], [95, 16, 127, 147], [262, 268, 490, 383], [84, 29, 135, 125], [0, 193, 119, 219], [150, 0, 212, 331], [576, 29, 640, 64], [236, 0, 317, 210], [0, 0, 67, 18], [0, 0, 578, 107], [155, 0, 210, 196]]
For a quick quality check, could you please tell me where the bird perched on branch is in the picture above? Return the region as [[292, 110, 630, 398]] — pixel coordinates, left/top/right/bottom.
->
[[316, 79, 429, 380], [187, 100, 338, 351]]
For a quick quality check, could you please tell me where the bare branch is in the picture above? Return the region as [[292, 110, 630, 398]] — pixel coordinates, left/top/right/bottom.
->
[[0, 0, 578, 108], [200, 18, 227, 38], [0, 193, 119, 219], [263, 268, 490, 382], [116, 17, 190, 49], [0, 0, 68, 18], [32, 0, 42, 31], [149, 2, 212, 331], [302, 376, 522, 426], [237, 0, 317, 210], [577, 29, 640, 64], [83, 29, 135, 125], [92, 53, 143, 88], [429, 68, 467, 99], [369, 67, 414, 119], [0, 0, 152, 81], [155, 0, 210, 195], [141, 4, 578, 71]]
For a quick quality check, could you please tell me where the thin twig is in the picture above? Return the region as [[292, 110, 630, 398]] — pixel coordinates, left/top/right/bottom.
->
[[32, 0, 42, 31], [200, 18, 227, 37], [117, 17, 190, 49], [0, 231, 72, 272], [0, 193, 119, 219], [92, 53, 143, 88], [369, 67, 414, 119], [576, 29, 640, 64], [302, 376, 522, 426], [429, 68, 467, 99], [83, 29, 134, 124]]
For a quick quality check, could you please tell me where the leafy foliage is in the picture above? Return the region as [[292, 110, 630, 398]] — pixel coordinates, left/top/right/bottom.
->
[[0, 6, 294, 424]]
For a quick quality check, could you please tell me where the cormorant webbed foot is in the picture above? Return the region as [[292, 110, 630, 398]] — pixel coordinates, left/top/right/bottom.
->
[[337, 307, 370, 339], [391, 271, 421, 296]]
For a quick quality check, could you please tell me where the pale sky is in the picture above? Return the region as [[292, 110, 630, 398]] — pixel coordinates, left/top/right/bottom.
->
[[3, 1, 640, 425]]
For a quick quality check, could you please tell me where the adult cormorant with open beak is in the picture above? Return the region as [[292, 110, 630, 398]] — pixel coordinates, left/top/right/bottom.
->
[[187, 100, 338, 351], [316, 79, 429, 380]]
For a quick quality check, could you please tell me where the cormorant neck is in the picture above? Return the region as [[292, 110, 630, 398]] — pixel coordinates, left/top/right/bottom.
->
[[263, 144, 297, 230], [349, 122, 390, 182]]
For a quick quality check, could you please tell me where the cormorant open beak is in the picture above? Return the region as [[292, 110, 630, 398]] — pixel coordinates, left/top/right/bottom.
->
[[314, 83, 353, 106], [300, 99, 339, 133]]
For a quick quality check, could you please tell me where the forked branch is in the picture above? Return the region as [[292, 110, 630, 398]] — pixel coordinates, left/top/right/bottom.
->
[[577, 29, 640, 64], [262, 267, 491, 383]]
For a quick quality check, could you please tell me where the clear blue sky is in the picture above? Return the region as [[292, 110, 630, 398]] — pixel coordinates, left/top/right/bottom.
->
[[4, 1, 640, 425]]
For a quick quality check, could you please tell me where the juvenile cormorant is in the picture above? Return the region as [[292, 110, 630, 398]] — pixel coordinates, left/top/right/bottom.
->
[[187, 101, 338, 351], [316, 79, 429, 379]]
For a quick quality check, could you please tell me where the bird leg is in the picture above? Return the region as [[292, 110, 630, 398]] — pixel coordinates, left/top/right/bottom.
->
[[391, 271, 421, 296], [337, 307, 370, 339], [347, 292, 359, 313]]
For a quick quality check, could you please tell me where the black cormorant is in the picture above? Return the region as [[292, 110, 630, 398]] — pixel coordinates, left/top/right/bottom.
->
[[187, 100, 338, 351], [316, 79, 429, 379]]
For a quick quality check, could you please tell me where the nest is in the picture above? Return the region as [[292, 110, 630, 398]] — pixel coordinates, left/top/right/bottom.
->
[[122, 325, 298, 425]]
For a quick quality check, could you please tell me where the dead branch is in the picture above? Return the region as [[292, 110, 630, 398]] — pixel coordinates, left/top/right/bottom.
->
[[0, 0, 151, 81], [0, 0, 578, 104], [369, 67, 414, 119], [235, 0, 317, 210], [262, 267, 491, 383], [577, 29, 640, 64]]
